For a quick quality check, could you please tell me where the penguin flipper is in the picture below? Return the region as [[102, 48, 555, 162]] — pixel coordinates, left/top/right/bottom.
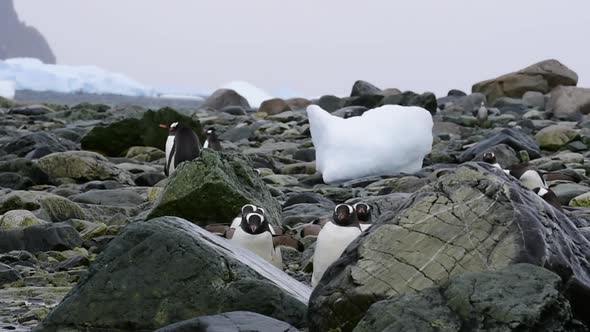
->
[[165, 141, 177, 176], [300, 224, 322, 238], [204, 224, 230, 236], [272, 235, 304, 252]]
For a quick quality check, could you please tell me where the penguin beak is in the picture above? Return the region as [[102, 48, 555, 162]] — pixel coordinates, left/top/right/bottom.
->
[[250, 224, 258, 233], [159, 124, 169, 129], [338, 212, 347, 220]]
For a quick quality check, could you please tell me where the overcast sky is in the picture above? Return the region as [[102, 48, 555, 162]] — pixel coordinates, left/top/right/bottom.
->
[[14, 0, 590, 98]]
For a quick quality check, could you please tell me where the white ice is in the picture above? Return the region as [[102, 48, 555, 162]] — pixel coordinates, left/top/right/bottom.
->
[[0, 57, 158, 97], [307, 104, 433, 184], [0, 80, 15, 100], [220, 80, 273, 108]]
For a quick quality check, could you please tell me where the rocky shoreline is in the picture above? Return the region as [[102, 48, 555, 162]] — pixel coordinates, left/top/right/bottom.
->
[[1, 59, 590, 331]]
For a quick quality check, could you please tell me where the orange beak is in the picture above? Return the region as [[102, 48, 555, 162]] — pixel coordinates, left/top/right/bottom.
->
[[159, 124, 169, 129]]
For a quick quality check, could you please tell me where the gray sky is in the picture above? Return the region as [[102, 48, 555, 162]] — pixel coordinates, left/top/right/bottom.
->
[[14, 0, 590, 98]]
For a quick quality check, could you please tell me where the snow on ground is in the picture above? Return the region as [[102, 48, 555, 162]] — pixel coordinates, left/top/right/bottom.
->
[[0, 58, 158, 97], [307, 104, 433, 184], [220, 80, 274, 108], [0, 80, 15, 100]]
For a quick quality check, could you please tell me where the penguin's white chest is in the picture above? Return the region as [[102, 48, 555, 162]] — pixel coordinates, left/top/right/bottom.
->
[[231, 229, 282, 268], [312, 222, 361, 287], [203, 139, 209, 149], [477, 107, 488, 120], [519, 170, 546, 190], [165, 135, 176, 174]]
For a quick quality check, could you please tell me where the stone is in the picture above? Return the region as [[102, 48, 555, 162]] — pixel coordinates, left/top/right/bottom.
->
[[471, 143, 519, 168], [381, 91, 437, 114], [148, 150, 281, 226], [219, 124, 260, 142], [154, 311, 298, 332], [134, 172, 166, 187], [1, 132, 77, 159], [0, 158, 50, 189], [201, 89, 251, 110], [37, 151, 135, 185], [0, 262, 22, 285], [331, 106, 368, 119], [69, 189, 145, 207], [292, 148, 316, 162], [552, 183, 590, 205], [522, 91, 546, 109], [354, 264, 581, 332], [220, 105, 248, 115], [39, 217, 310, 331], [350, 80, 382, 97], [81, 107, 204, 157], [8, 104, 54, 116], [317, 95, 344, 112], [0, 210, 44, 230], [0, 190, 86, 222], [535, 125, 579, 151], [472, 59, 578, 103], [569, 192, 590, 208], [459, 128, 541, 162], [285, 98, 312, 111], [547, 86, 590, 121], [0, 223, 83, 254], [308, 164, 590, 331], [258, 98, 292, 115], [124, 146, 166, 162]]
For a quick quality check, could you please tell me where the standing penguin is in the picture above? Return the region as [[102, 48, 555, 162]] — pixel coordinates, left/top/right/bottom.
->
[[231, 212, 283, 268], [203, 128, 223, 151], [482, 152, 503, 170], [160, 122, 201, 176], [354, 202, 372, 231], [532, 187, 563, 212], [312, 204, 362, 287], [477, 101, 488, 125]]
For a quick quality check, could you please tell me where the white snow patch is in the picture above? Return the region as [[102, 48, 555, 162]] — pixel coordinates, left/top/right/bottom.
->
[[0, 57, 158, 97], [159, 94, 204, 101], [307, 104, 433, 184], [0, 80, 15, 100], [220, 80, 273, 108]]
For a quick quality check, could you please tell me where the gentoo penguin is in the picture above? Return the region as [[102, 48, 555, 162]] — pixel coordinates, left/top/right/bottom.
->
[[482, 152, 503, 170], [532, 187, 563, 212], [160, 122, 201, 176], [476, 101, 488, 125], [203, 128, 222, 151], [505, 163, 547, 191], [231, 212, 284, 268], [312, 204, 362, 287], [354, 202, 372, 231]]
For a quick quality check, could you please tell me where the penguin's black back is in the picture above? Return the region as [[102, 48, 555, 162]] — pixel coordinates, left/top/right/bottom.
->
[[208, 131, 223, 151], [173, 125, 201, 168]]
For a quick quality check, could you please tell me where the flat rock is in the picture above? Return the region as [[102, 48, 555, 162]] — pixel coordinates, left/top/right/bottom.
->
[[535, 125, 579, 151], [552, 182, 590, 205], [1, 132, 78, 159], [39, 217, 310, 331], [69, 189, 145, 207], [0, 223, 82, 254], [259, 98, 292, 115], [8, 104, 54, 116], [459, 128, 541, 162], [547, 86, 590, 121], [155, 311, 299, 332], [0, 190, 86, 222]]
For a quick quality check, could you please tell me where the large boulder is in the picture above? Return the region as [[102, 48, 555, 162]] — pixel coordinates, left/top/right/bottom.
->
[[81, 107, 204, 157], [201, 89, 251, 111], [354, 264, 583, 332], [37, 151, 135, 185], [0, 190, 86, 222], [547, 86, 590, 121], [535, 125, 579, 151], [155, 311, 298, 332], [0, 209, 45, 230], [1, 132, 78, 159], [308, 163, 590, 331], [380, 91, 437, 114], [148, 150, 281, 226], [258, 98, 292, 115], [0, 223, 83, 254], [39, 217, 311, 331], [350, 80, 382, 97], [472, 59, 578, 103], [459, 128, 541, 162], [0, 157, 50, 189]]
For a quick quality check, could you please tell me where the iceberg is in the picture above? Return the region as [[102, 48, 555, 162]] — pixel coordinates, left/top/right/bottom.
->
[[307, 104, 433, 184], [0, 80, 15, 100], [0, 57, 158, 97], [220, 80, 273, 108]]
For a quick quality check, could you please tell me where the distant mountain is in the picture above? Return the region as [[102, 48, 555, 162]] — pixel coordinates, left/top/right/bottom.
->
[[0, 0, 56, 64]]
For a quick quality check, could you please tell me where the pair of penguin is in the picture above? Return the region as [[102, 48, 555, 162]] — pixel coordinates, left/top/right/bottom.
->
[[300, 202, 372, 238], [160, 122, 222, 176], [482, 151, 562, 211], [311, 202, 372, 287], [205, 204, 303, 268]]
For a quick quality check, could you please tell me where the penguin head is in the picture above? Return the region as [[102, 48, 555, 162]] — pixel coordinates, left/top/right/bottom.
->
[[482, 152, 496, 164], [241, 212, 269, 235], [241, 204, 265, 218], [353, 202, 371, 222], [532, 187, 549, 197], [333, 204, 357, 226], [253, 168, 261, 176], [159, 122, 180, 135], [206, 128, 216, 135]]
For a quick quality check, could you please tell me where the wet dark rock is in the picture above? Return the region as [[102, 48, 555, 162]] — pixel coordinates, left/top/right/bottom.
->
[[0, 223, 83, 254], [1, 132, 77, 159], [459, 128, 541, 162], [154, 311, 299, 332]]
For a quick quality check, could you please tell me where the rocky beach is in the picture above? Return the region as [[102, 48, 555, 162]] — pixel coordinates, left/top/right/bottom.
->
[[1, 59, 590, 331]]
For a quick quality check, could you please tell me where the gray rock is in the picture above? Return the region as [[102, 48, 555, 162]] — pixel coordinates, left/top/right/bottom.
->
[[354, 264, 581, 332], [0, 262, 22, 285], [37, 151, 135, 185], [308, 164, 590, 331], [491, 97, 528, 114], [552, 182, 590, 205], [154, 311, 299, 332], [1, 132, 77, 159], [547, 86, 590, 121], [220, 105, 248, 116], [292, 148, 315, 162], [134, 172, 166, 187], [459, 128, 541, 162], [0, 209, 45, 230], [471, 143, 519, 168], [0, 223, 82, 254], [201, 89, 251, 111], [0, 157, 50, 189], [69, 189, 145, 207], [148, 150, 281, 227], [523, 91, 546, 109], [350, 80, 382, 97], [259, 98, 292, 115], [535, 125, 579, 151], [220, 124, 260, 142], [8, 104, 54, 116], [331, 106, 368, 119], [40, 217, 310, 331], [317, 95, 344, 112], [0, 190, 86, 222]]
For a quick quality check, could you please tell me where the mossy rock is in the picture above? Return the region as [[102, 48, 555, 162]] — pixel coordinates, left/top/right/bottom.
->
[[80, 107, 205, 157], [0, 210, 45, 231], [148, 150, 281, 226]]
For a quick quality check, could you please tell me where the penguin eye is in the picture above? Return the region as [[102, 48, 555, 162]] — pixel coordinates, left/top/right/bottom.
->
[[242, 204, 257, 214], [258, 207, 266, 215], [246, 213, 263, 224]]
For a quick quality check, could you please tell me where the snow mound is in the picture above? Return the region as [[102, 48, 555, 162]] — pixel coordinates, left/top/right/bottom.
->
[[307, 104, 433, 184], [0, 80, 15, 100], [220, 80, 273, 108], [0, 57, 158, 97]]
